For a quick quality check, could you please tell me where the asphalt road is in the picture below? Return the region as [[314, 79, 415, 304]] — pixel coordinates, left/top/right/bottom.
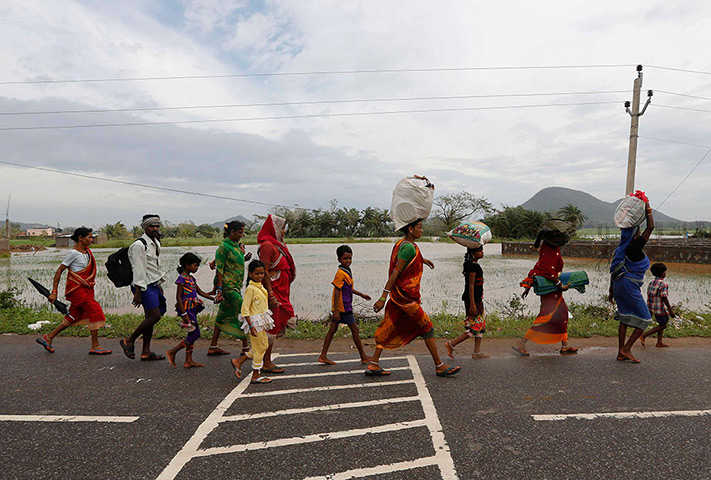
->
[[1, 335, 710, 479]]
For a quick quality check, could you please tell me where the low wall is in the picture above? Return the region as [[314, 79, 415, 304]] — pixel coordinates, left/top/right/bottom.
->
[[0, 238, 9, 257], [502, 241, 711, 265]]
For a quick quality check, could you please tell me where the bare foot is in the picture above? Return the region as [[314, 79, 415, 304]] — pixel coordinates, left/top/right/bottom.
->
[[616, 353, 629, 361], [640, 336, 646, 348], [656, 343, 670, 348], [318, 356, 337, 365], [184, 361, 205, 368], [619, 349, 640, 363], [166, 350, 177, 367], [472, 353, 490, 359], [445, 341, 455, 359]]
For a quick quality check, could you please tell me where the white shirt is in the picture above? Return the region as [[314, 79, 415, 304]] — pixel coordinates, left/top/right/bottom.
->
[[61, 249, 90, 272], [129, 234, 166, 290]]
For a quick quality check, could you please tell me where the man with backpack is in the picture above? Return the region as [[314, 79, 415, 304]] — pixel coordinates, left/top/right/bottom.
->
[[119, 214, 167, 361]]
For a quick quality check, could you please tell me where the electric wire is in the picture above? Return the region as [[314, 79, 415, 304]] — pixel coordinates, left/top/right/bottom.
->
[[0, 100, 622, 132], [654, 104, 711, 114], [656, 90, 711, 102], [0, 64, 636, 85], [647, 65, 711, 76], [0, 159, 311, 211], [0, 90, 628, 116]]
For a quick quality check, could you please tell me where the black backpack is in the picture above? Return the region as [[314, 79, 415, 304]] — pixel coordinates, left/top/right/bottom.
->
[[105, 238, 147, 287]]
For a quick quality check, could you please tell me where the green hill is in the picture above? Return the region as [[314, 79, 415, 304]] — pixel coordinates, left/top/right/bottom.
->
[[520, 187, 688, 228]]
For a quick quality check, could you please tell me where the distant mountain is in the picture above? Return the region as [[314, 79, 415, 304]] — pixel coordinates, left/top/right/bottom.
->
[[211, 215, 253, 229], [13, 222, 54, 230], [520, 187, 688, 227]]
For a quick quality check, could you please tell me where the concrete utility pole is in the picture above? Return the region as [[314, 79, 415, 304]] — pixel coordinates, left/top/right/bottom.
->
[[624, 65, 653, 195]]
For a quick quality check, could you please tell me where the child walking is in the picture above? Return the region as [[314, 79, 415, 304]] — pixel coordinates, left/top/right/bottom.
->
[[231, 260, 275, 384], [318, 245, 371, 365], [166, 253, 214, 368], [446, 246, 489, 359], [641, 262, 675, 348]]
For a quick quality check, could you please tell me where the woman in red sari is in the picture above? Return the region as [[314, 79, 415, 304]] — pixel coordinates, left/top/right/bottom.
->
[[368, 219, 461, 377], [257, 215, 296, 373], [512, 232, 578, 356], [36, 228, 111, 354]]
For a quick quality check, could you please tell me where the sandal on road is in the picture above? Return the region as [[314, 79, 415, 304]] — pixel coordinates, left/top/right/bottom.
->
[[436, 365, 462, 377], [89, 348, 112, 355], [365, 367, 392, 376], [559, 346, 579, 355], [261, 367, 285, 374], [231, 358, 242, 378], [250, 376, 272, 384], [140, 352, 165, 361], [36, 335, 54, 353], [119, 339, 135, 359], [511, 340, 530, 357]]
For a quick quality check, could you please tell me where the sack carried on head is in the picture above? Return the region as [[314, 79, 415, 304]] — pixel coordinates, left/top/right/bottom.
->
[[614, 191, 648, 228], [539, 219, 576, 247], [391, 175, 435, 231], [448, 221, 492, 248]]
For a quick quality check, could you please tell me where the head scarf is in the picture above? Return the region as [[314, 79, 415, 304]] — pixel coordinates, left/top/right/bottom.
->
[[141, 215, 162, 230], [610, 227, 635, 272]]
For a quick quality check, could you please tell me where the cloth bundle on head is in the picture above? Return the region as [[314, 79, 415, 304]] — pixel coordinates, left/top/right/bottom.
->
[[614, 191, 648, 228], [536, 219, 576, 248], [390, 175, 435, 231], [448, 221, 492, 248], [141, 215, 162, 229]]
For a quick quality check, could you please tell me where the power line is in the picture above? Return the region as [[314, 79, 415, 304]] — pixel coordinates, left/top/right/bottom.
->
[[0, 100, 622, 132], [0, 64, 635, 85], [640, 136, 711, 149], [655, 148, 711, 210], [0, 90, 627, 116], [655, 104, 711, 114], [648, 65, 711, 76], [656, 90, 711, 102], [0, 159, 311, 211]]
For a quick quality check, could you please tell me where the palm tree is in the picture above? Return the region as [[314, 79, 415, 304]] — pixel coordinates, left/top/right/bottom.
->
[[557, 203, 588, 227]]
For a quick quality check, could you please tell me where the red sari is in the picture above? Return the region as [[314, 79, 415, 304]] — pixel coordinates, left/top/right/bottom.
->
[[520, 243, 568, 344], [375, 239, 434, 349], [63, 248, 106, 330], [258, 215, 296, 335]]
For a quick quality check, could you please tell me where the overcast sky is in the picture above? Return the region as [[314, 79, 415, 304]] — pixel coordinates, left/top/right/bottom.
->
[[1, 1, 710, 228]]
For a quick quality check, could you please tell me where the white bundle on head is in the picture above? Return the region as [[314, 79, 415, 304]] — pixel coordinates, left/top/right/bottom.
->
[[141, 216, 162, 229]]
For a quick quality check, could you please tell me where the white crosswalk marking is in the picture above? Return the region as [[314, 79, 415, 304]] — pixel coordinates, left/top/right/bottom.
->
[[157, 354, 459, 480]]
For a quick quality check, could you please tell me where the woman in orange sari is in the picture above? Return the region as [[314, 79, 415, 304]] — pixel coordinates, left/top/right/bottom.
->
[[36, 228, 111, 354], [512, 232, 578, 356], [257, 215, 297, 373], [369, 219, 461, 377]]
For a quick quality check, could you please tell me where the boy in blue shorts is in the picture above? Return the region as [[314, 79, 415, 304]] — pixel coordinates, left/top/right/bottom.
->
[[641, 262, 675, 348], [318, 245, 371, 365]]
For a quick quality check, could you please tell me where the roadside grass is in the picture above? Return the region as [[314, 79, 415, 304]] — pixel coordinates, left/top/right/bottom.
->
[[3, 303, 710, 341]]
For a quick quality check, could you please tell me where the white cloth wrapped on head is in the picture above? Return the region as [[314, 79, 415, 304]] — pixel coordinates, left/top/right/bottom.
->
[[141, 216, 162, 229], [390, 176, 435, 231], [240, 310, 275, 334], [614, 196, 646, 228]]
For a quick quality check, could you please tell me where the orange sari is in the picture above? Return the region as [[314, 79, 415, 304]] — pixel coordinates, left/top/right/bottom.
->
[[375, 239, 433, 349], [63, 248, 106, 330]]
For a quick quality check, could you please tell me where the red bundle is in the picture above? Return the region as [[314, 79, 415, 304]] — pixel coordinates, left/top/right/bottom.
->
[[630, 190, 649, 204]]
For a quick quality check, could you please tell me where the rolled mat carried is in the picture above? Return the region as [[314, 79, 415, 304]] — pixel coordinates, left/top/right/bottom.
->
[[533, 271, 589, 296]]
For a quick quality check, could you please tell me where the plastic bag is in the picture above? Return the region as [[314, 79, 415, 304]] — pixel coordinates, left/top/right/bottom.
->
[[390, 176, 435, 231], [614, 195, 646, 228], [540, 219, 576, 247], [448, 221, 492, 248]]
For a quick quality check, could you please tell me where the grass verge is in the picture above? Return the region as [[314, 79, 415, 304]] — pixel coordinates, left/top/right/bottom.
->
[[3, 304, 710, 341]]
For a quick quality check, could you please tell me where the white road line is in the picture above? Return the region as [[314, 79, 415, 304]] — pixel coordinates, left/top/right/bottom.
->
[[303, 455, 440, 480], [241, 379, 415, 398], [274, 366, 409, 380], [273, 351, 321, 358], [0, 415, 138, 423], [279, 356, 407, 368], [533, 409, 711, 421], [408, 356, 459, 480], [155, 363, 255, 480], [222, 396, 420, 421], [193, 420, 427, 457]]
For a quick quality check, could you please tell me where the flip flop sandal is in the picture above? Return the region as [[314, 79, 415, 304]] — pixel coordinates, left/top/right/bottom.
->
[[207, 347, 230, 356], [560, 347, 579, 355], [119, 339, 135, 359], [140, 353, 165, 361], [364, 368, 392, 376], [250, 376, 272, 384], [230, 358, 242, 378], [436, 365, 462, 377], [261, 367, 285, 374], [511, 346, 530, 357], [89, 348, 112, 355], [36, 335, 54, 353]]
